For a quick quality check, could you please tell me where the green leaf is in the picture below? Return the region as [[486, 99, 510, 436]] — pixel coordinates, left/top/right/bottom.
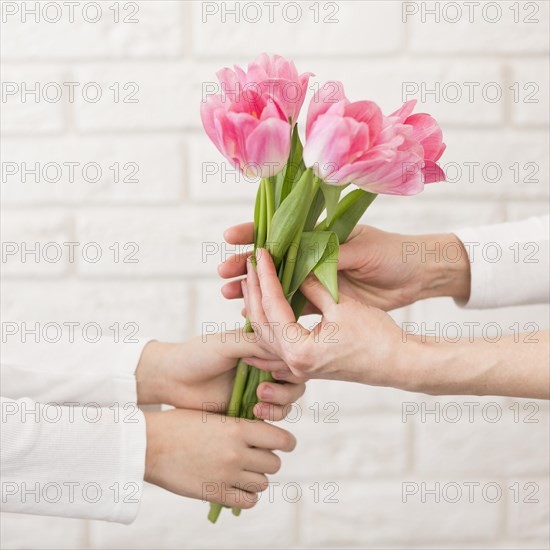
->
[[320, 180, 343, 227], [303, 187, 325, 232], [319, 189, 377, 243], [267, 168, 313, 267], [276, 125, 304, 208], [286, 231, 339, 303], [313, 234, 340, 303]]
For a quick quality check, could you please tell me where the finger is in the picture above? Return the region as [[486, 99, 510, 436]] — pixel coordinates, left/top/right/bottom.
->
[[300, 274, 338, 313], [242, 358, 304, 383], [221, 279, 245, 299], [255, 249, 307, 337], [246, 422, 297, 452], [219, 488, 258, 510], [238, 471, 269, 493], [242, 449, 281, 475], [257, 381, 306, 406], [254, 403, 289, 422], [224, 222, 254, 245], [242, 357, 287, 372], [218, 251, 252, 279], [244, 259, 269, 328]]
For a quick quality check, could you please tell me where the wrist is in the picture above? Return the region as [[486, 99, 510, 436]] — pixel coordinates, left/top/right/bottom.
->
[[136, 341, 174, 405], [416, 233, 471, 303], [143, 411, 163, 484]]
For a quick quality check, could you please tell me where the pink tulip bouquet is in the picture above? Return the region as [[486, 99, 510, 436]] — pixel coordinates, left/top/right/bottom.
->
[[201, 53, 446, 523]]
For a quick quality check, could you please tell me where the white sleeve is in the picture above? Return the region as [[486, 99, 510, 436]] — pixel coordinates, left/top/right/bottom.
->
[[454, 216, 549, 309], [0, 338, 150, 406], [0, 338, 150, 523], [1, 397, 146, 524]]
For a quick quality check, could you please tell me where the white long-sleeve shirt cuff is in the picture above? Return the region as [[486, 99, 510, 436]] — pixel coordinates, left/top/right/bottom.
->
[[453, 216, 549, 309]]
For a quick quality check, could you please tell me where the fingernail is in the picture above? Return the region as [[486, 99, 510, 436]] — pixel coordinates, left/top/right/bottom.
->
[[274, 370, 289, 379], [241, 279, 248, 298], [261, 384, 273, 399], [253, 403, 266, 418]]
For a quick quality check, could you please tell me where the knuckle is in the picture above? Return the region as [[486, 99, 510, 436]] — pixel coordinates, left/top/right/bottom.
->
[[224, 449, 240, 467], [285, 346, 309, 372], [240, 494, 258, 509], [278, 430, 295, 452], [271, 455, 282, 474]]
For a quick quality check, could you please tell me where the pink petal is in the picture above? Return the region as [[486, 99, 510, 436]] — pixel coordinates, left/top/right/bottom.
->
[[245, 118, 291, 178], [306, 81, 347, 138]]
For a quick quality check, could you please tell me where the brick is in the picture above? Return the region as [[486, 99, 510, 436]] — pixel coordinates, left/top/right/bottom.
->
[[0, 513, 87, 550], [188, 134, 257, 203], [0, 1, 185, 60], [415, 409, 550, 476], [193, 278, 248, 336], [72, 62, 197, 131], [425, 128, 550, 200], [301, 479, 501, 546], [1, 280, 191, 342], [282, 411, 409, 480], [192, 1, 404, 57], [0, 65, 66, 134], [353, 195, 503, 235], [408, 1, 550, 54], [510, 60, 550, 126], [89, 483, 297, 549], [311, 59, 505, 126], [1, 135, 184, 205], [506, 200, 550, 221], [1, 210, 71, 276], [407, 298, 550, 343], [74, 205, 250, 277]]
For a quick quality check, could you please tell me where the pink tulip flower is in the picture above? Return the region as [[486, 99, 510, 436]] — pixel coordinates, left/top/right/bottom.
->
[[217, 53, 313, 124], [303, 83, 446, 195], [201, 88, 291, 179]]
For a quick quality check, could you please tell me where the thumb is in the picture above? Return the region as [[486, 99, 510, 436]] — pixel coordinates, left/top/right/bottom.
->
[[300, 275, 337, 314], [338, 241, 359, 271]]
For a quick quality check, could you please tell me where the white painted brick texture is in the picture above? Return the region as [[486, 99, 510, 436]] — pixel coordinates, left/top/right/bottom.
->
[[1, 1, 548, 549]]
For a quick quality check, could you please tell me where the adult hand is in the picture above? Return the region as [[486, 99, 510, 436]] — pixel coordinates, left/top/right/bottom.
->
[[240, 248, 419, 389], [219, 222, 471, 311]]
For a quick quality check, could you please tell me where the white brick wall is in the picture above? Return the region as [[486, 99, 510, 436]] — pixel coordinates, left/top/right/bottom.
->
[[1, 1, 548, 548]]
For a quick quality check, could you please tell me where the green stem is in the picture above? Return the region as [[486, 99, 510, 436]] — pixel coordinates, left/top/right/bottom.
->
[[265, 178, 275, 237], [256, 180, 267, 250], [281, 173, 320, 294], [208, 503, 223, 523]]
